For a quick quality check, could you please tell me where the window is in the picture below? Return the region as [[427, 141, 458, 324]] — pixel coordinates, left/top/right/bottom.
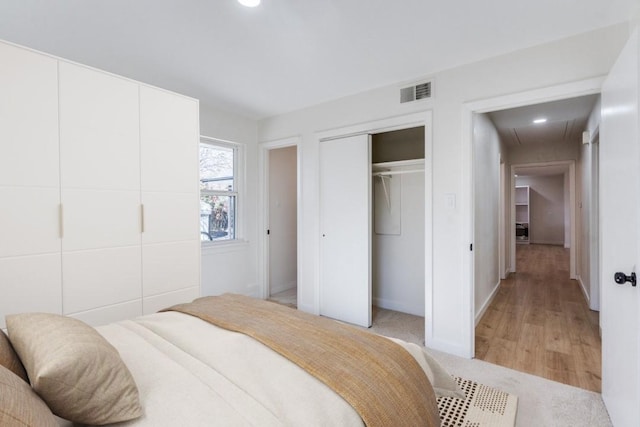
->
[[199, 138, 240, 243]]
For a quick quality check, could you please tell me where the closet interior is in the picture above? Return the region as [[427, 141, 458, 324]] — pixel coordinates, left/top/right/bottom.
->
[[371, 126, 426, 317]]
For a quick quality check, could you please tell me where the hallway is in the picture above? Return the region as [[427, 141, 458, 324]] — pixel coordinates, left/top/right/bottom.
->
[[475, 244, 601, 392]]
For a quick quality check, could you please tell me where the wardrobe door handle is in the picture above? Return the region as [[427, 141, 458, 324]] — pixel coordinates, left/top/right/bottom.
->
[[140, 204, 145, 233]]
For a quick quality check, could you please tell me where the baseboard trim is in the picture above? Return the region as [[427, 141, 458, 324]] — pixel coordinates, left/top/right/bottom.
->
[[475, 280, 501, 326], [577, 275, 590, 305], [373, 297, 424, 317]]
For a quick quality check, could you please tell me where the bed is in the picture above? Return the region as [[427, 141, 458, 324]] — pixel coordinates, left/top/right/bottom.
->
[[1, 294, 466, 426]]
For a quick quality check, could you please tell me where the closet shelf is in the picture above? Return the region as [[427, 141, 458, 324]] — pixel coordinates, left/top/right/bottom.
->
[[372, 169, 424, 177], [372, 159, 424, 169], [372, 159, 425, 177], [372, 159, 424, 208]]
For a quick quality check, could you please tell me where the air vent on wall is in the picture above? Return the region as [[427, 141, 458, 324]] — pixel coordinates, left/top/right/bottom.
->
[[400, 81, 432, 103]]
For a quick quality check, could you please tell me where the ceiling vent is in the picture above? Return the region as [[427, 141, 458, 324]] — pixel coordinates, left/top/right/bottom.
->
[[400, 81, 432, 103]]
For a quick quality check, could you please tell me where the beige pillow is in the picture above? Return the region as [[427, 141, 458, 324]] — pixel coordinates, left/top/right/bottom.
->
[[0, 329, 28, 383], [0, 364, 58, 427], [6, 313, 143, 425]]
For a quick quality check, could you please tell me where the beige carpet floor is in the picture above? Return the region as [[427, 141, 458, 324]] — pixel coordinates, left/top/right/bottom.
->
[[365, 308, 612, 427], [266, 297, 612, 426]]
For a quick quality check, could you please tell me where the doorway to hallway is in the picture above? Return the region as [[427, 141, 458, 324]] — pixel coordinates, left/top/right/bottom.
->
[[475, 244, 601, 392]]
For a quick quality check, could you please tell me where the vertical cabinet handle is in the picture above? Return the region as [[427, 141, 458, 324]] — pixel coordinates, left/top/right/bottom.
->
[[140, 204, 145, 233], [59, 204, 64, 238]]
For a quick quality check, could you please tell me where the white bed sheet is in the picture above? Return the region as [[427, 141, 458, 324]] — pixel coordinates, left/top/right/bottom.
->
[[77, 311, 365, 426]]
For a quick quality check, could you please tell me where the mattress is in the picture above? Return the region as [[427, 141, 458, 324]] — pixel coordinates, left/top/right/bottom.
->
[[86, 311, 366, 426]]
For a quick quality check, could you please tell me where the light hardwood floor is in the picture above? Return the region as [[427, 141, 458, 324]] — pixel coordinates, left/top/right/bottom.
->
[[475, 244, 602, 392]]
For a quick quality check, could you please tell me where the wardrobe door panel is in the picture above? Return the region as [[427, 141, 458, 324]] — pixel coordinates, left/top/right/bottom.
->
[[0, 254, 62, 329], [142, 192, 199, 244], [142, 241, 199, 297], [62, 189, 141, 251], [140, 86, 200, 307], [59, 62, 140, 191], [68, 300, 142, 327], [0, 42, 59, 187], [0, 42, 61, 328], [63, 247, 142, 314], [143, 287, 200, 315], [0, 188, 60, 258], [140, 86, 199, 194]]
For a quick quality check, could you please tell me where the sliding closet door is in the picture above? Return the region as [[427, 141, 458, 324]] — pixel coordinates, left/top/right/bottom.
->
[[319, 134, 371, 327]]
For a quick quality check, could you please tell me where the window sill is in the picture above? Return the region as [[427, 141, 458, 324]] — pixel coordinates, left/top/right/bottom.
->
[[201, 239, 250, 255]]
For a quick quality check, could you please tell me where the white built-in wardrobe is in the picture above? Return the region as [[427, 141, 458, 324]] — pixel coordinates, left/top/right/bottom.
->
[[0, 40, 200, 328]]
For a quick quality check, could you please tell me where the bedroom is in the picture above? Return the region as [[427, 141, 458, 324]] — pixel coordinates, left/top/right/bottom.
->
[[1, 1, 639, 426]]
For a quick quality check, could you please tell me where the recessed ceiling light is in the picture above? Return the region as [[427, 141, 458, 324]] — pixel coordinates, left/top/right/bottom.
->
[[238, 0, 260, 7], [533, 118, 547, 124]]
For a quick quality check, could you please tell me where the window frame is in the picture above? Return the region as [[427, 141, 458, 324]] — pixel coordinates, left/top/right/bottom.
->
[[199, 136, 244, 246]]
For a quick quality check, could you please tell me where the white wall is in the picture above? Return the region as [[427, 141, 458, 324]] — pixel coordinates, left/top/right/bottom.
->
[[515, 175, 566, 245], [268, 146, 297, 294], [258, 24, 629, 356], [199, 102, 260, 297], [473, 114, 502, 321], [373, 167, 425, 316]]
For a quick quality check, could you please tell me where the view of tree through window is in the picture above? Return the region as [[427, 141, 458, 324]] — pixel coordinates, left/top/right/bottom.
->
[[200, 142, 236, 241]]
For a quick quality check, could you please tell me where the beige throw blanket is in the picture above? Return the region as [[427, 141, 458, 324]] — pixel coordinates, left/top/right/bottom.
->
[[165, 294, 440, 427]]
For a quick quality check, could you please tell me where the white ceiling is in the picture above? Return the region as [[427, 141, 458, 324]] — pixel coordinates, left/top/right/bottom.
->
[[487, 94, 600, 147], [0, 1, 635, 119]]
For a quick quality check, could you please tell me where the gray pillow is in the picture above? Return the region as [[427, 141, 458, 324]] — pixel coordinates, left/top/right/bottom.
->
[[0, 364, 58, 427], [6, 313, 143, 425], [0, 329, 28, 383]]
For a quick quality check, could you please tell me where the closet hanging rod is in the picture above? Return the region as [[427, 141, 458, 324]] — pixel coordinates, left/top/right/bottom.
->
[[372, 168, 424, 177]]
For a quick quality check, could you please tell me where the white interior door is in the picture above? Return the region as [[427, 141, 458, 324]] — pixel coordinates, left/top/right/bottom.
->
[[600, 28, 640, 427], [319, 134, 371, 327]]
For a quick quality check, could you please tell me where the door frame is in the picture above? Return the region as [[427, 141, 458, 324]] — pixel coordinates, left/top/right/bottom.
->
[[461, 76, 604, 358], [258, 136, 302, 301], [314, 111, 433, 339], [588, 129, 600, 311], [499, 159, 507, 279]]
